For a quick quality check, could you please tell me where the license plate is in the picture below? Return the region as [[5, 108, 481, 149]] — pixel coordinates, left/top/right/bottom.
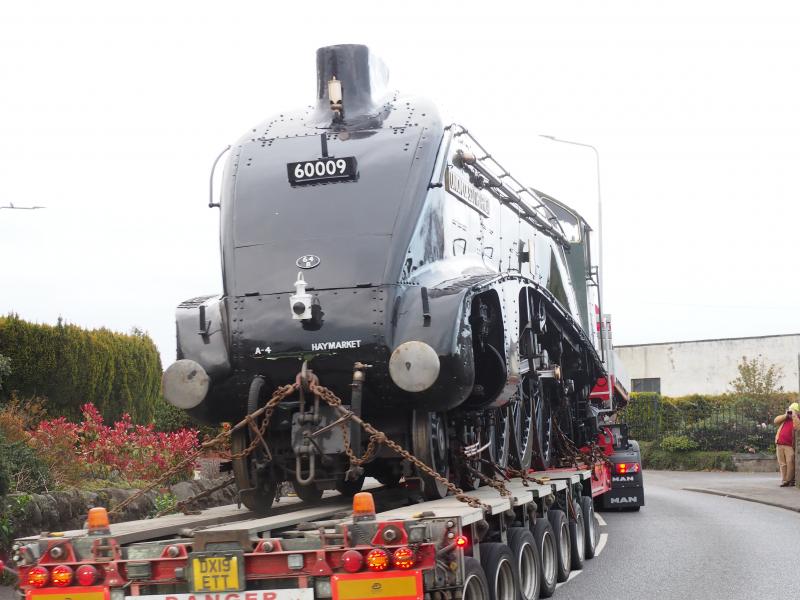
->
[[287, 157, 358, 186], [189, 552, 244, 592], [28, 587, 109, 600], [331, 571, 423, 600]]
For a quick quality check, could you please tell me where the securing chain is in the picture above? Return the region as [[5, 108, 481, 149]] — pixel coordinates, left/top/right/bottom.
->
[[309, 381, 490, 510], [108, 383, 299, 518]]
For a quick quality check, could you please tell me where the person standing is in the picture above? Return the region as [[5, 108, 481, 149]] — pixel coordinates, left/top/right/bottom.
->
[[774, 402, 800, 487]]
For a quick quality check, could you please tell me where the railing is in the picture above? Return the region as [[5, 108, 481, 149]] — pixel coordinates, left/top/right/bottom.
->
[[618, 396, 777, 453]]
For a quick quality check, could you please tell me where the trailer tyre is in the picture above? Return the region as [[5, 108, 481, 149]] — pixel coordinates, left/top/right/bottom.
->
[[463, 557, 490, 600], [568, 501, 585, 570], [479, 543, 519, 600], [547, 509, 571, 582], [580, 495, 598, 559], [507, 527, 541, 600], [532, 518, 557, 598]]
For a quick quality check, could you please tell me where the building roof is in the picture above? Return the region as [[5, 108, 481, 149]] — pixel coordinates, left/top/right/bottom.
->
[[615, 332, 800, 349]]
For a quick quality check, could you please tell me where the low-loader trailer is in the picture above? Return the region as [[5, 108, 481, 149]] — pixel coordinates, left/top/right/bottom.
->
[[7, 446, 642, 600]]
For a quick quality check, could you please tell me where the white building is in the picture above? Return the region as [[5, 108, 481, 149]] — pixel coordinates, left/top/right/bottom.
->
[[614, 334, 800, 397]]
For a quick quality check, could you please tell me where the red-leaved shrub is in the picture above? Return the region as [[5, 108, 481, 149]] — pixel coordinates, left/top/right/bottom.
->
[[30, 403, 198, 486]]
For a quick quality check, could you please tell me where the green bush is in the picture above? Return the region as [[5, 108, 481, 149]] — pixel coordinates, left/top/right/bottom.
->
[[659, 434, 699, 452], [0, 315, 162, 423], [641, 445, 735, 471], [0, 433, 53, 494]]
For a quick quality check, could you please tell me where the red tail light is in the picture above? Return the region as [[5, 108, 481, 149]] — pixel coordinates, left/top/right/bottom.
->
[[28, 566, 50, 588], [392, 547, 416, 569], [51, 565, 74, 587], [341, 550, 364, 573], [455, 535, 469, 548], [616, 462, 640, 475], [76, 565, 99, 586], [366, 548, 389, 572]]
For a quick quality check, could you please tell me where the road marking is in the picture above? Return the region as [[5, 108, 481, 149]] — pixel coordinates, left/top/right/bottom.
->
[[555, 570, 581, 589], [596, 514, 607, 526], [554, 531, 610, 590], [596, 532, 608, 556]]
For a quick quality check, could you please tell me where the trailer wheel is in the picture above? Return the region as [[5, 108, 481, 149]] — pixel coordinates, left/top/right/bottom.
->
[[462, 557, 490, 600], [580, 495, 598, 559], [531, 518, 557, 598], [507, 527, 541, 600], [568, 501, 585, 570], [547, 509, 571, 582], [479, 543, 518, 600]]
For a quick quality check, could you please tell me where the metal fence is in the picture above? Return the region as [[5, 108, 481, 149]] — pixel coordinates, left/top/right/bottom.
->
[[618, 396, 776, 453]]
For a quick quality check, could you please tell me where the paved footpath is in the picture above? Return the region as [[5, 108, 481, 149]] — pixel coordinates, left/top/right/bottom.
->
[[646, 469, 800, 512]]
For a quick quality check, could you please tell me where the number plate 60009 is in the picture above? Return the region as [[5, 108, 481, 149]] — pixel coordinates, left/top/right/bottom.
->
[[287, 157, 358, 186]]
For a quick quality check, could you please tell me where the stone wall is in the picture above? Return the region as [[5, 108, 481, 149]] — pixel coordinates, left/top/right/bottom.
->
[[10, 477, 236, 539], [732, 453, 778, 473]]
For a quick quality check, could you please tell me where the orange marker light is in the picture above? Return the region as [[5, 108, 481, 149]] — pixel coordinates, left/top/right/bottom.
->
[[28, 566, 50, 588], [352, 492, 376, 521], [366, 548, 389, 572], [392, 547, 416, 569], [87, 507, 110, 532], [51, 565, 73, 587]]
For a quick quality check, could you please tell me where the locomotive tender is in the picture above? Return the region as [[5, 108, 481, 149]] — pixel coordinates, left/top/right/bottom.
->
[[162, 44, 627, 511]]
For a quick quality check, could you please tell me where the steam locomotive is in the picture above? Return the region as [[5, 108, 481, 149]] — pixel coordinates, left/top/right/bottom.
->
[[162, 44, 628, 511]]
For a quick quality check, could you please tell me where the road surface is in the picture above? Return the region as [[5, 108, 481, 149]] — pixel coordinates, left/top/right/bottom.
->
[[558, 470, 800, 599]]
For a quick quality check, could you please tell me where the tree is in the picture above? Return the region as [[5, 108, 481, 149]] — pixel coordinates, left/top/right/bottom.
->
[[729, 355, 784, 395], [0, 353, 10, 392]]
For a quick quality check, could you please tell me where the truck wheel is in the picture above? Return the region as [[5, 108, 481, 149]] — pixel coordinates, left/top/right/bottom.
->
[[507, 527, 541, 600], [547, 509, 571, 582], [531, 518, 557, 598], [463, 557, 490, 600], [479, 543, 519, 600], [580, 495, 598, 559], [568, 501, 585, 570]]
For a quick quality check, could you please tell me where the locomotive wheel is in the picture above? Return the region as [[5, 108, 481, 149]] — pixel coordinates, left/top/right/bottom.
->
[[412, 411, 450, 499], [293, 480, 324, 504], [531, 381, 554, 470], [484, 406, 510, 475], [232, 376, 278, 514], [510, 377, 535, 471], [231, 428, 277, 514], [335, 473, 366, 497]]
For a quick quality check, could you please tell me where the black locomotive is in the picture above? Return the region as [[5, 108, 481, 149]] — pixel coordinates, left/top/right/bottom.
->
[[162, 44, 627, 510]]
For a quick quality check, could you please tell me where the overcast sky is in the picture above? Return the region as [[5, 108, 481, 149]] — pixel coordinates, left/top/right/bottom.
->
[[2, 1, 799, 367]]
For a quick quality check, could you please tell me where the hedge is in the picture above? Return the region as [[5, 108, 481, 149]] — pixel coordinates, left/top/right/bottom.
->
[[0, 314, 162, 423], [619, 391, 798, 452]]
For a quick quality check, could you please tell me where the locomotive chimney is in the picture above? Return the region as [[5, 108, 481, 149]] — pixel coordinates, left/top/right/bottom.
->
[[315, 44, 389, 121]]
